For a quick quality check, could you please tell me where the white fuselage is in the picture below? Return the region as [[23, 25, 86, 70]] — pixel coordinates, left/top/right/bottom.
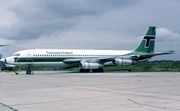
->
[[5, 49, 132, 69]]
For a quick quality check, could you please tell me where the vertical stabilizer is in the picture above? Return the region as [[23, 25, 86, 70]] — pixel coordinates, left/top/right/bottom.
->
[[133, 26, 156, 53]]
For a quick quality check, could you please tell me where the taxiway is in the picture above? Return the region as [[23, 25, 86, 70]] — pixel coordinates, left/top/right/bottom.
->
[[0, 71, 180, 111]]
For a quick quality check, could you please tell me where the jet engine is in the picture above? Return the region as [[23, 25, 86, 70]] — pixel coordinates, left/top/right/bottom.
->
[[113, 59, 137, 66], [80, 62, 104, 69]]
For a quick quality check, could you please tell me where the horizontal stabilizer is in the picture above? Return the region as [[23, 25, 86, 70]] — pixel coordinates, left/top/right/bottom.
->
[[131, 51, 174, 60]]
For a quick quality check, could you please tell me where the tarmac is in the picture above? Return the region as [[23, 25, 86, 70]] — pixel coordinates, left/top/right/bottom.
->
[[0, 71, 180, 111]]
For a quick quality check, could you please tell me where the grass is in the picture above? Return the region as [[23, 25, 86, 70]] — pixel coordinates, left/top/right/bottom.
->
[[13, 61, 180, 72]]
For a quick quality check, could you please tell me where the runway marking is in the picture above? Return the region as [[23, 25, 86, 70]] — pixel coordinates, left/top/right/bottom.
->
[[70, 86, 180, 102], [2, 75, 180, 102], [0, 102, 18, 111], [127, 99, 180, 110], [1, 72, 180, 110]]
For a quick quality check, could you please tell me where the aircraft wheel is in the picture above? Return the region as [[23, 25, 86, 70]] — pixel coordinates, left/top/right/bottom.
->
[[80, 69, 90, 72], [99, 68, 104, 72], [92, 68, 104, 72], [26, 70, 31, 75], [80, 69, 84, 72]]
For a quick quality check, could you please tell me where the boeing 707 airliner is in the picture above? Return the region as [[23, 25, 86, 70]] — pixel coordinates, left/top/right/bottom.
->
[[3, 27, 174, 74]]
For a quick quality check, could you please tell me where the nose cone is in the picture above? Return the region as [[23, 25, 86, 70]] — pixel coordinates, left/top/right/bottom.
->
[[5, 56, 14, 64]]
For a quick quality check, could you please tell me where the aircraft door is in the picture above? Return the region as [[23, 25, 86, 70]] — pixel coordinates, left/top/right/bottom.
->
[[26, 51, 33, 64]]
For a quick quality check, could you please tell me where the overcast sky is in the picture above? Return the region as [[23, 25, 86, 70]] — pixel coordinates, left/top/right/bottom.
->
[[0, 0, 179, 60]]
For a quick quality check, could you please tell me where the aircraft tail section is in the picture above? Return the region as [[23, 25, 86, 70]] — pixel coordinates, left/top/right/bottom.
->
[[127, 26, 174, 61], [133, 26, 156, 53]]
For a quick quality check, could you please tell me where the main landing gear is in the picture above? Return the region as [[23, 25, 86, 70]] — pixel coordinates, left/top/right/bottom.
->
[[80, 69, 90, 72], [79, 68, 104, 73], [92, 68, 104, 72]]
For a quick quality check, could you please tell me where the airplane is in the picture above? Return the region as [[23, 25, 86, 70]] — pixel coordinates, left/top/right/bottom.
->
[[0, 56, 16, 72], [3, 26, 174, 75], [0, 45, 13, 72]]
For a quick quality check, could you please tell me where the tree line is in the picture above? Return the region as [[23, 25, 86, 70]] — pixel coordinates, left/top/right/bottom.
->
[[29, 60, 180, 72], [103, 61, 180, 72]]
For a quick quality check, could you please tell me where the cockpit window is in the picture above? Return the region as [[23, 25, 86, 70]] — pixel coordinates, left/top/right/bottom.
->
[[13, 53, 20, 56]]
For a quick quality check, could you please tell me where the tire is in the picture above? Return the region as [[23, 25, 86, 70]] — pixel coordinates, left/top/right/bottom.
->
[[92, 68, 104, 72], [80, 69, 90, 72], [26, 70, 31, 74]]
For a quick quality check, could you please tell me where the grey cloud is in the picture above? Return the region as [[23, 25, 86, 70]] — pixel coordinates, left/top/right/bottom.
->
[[0, 0, 179, 60], [1, 0, 138, 41]]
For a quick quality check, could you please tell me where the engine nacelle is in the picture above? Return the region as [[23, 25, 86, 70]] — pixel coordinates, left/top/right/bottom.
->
[[113, 59, 137, 66], [80, 62, 104, 69]]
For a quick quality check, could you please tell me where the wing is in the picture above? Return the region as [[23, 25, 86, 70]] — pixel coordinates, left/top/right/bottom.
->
[[131, 51, 174, 60], [63, 59, 84, 64], [63, 57, 117, 64], [62, 51, 174, 65]]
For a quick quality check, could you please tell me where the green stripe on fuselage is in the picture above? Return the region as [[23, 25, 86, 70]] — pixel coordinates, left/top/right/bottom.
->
[[15, 57, 91, 62]]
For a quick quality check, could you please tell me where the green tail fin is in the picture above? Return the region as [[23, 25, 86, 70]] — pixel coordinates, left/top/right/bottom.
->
[[133, 26, 156, 53]]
